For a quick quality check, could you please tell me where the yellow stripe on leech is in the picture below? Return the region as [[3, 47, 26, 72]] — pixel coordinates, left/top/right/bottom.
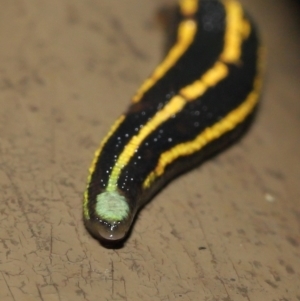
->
[[83, 115, 125, 220], [220, 0, 251, 63], [179, 0, 199, 16], [180, 61, 228, 100], [106, 96, 186, 192], [143, 73, 262, 189], [132, 19, 197, 103]]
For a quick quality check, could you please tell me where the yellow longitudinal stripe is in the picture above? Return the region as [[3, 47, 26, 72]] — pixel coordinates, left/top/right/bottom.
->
[[221, 0, 251, 63], [106, 96, 186, 191], [180, 0, 198, 16], [143, 68, 263, 188], [180, 61, 229, 100], [83, 115, 125, 219], [132, 19, 197, 103]]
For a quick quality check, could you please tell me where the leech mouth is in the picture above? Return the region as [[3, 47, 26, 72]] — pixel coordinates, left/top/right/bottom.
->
[[95, 218, 131, 241]]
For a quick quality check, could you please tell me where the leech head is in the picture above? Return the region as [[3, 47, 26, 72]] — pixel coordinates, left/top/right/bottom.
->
[[86, 191, 133, 241]]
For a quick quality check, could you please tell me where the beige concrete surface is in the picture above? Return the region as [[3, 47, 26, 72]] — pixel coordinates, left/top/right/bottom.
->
[[0, 0, 299, 300]]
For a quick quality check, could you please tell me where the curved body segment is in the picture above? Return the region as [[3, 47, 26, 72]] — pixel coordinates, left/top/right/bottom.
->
[[83, 0, 263, 241]]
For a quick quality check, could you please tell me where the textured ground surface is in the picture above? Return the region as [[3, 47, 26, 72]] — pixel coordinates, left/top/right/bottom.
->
[[0, 0, 299, 300]]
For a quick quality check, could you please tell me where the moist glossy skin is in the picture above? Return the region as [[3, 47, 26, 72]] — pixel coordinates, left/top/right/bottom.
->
[[83, 0, 262, 242]]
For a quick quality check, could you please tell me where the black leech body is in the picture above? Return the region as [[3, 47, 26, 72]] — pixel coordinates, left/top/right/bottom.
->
[[83, 0, 263, 241]]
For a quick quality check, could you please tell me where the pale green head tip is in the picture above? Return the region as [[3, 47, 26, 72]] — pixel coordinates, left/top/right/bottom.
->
[[85, 191, 132, 241], [95, 191, 130, 222]]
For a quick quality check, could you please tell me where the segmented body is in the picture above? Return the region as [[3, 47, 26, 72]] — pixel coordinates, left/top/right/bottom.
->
[[83, 0, 263, 241]]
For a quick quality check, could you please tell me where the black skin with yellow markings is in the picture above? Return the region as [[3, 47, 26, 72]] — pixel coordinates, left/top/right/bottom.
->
[[84, 0, 262, 242]]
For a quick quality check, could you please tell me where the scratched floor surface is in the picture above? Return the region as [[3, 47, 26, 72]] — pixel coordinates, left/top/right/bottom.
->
[[0, 0, 299, 300]]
